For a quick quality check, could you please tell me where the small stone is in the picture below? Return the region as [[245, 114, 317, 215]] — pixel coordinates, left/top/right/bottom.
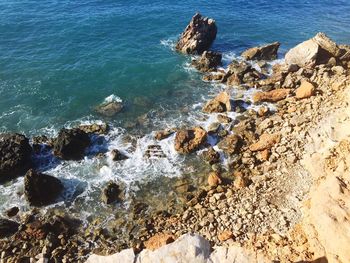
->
[[218, 230, 233, 241], [295, 81, 316, 99], [208, 172, 222, 187]]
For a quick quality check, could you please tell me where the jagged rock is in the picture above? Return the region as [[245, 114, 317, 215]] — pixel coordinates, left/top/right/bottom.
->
[[24, 169, 63, 206], [202, 73, 225, 82], [208, 172, 222, 187], [144, 145, 166, 159], [79, 123, 109, 135], [192, 51, 222, 72], [95, 101, 123, 117], [53, 128, 90, 160], [253, 89, 291, 103], [218, 230, 233, 242], [101, 181, 122, 204], [174, 127, 207, 154], [217, 134, 242, 155], [201, 147, 220, 165], [203, 91, 231, 113], [5, 207, 19, 217], [285, 32, 342, 67], [144, 233, 176, 251], [224, 60, 263, 86], [0, 218, 19, 238], [249, 133, 281, 152], [295, 81, 316, 99], [176, 13, 217, 54], [241, 42, 280, 61], [111, 149, 128, 161], [154, 129, 175, 140], [217, 114, 232, 124], [0, 133, 32, 183]]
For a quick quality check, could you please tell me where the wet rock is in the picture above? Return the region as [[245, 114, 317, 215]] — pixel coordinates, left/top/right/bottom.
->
[[24, 169, 63, 207], [0, 133, 32, 183], [202, 73, 225, 82], [174, 127, 207, 154], [133, 96, 152, 107], [154, 129, 175, 141], [241, 42, 280, 61], [176, 13, 217, 54], [201, 147, 220, 165], [192, 51, 222, 72], [249, 133, 281, 152], [217, 230, 233, 242], [5, 207, 19, 218], [217, 134, 242, 155], [111, 149, 128, 161], [217, 114, 232, 124], [295, 81, 316, 99], [101, 181, 122, 205], [285, 32, 342, 67], [79, 123, 109, 135], [224, 60, 263, 86], [95, 101, 123, 117], [144, 233, 176, 251], [208, 172, 222, 187], [144, 145, 166, 159], [203, 91, 231, 113], [253, 89, 291, 103], [0, 218, 19, 238], [53, 128, 90, 160]]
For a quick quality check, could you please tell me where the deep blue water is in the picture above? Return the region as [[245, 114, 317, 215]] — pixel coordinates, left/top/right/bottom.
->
[[1, 0, 350, 134]]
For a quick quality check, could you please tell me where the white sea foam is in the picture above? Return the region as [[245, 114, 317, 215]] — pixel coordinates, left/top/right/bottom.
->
[[104, 94, 123, 103], [160, 37, 177, 50]]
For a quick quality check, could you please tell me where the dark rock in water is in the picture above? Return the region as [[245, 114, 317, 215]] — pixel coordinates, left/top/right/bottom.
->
[[101, 181, 122, 204], [0, 133, 32, 183], [232, 99, 250, 113], [24, 169, 63, 207], [0, 218, 19, 238], [154, 128, 176, 141], [176, 13, 217, 54], [241, 42, 280, 61], [144, 145, 166, 159], [5, 207, 19, 217], [111, 149, 128, 161], [133, 96, 152, 107], [32, 135, 54, 154], [217, 134, 242, 155], [201, 147, 220, 165], [224, 60, 264, 86], [53, 128, 90, 160], [192, 51, 222, 72], [95, 101, 123, 117], [79, 123, 109, 135], [174, 127, 207, 154]]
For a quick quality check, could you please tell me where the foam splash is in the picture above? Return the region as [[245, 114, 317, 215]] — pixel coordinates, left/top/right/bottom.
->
[[160, 37, 177, 50], [104, 94, 123, 104]]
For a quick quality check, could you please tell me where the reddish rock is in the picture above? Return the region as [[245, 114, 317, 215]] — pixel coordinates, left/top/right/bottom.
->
[[253, 89, 291, 103], [218, 230, 233, 241], [249, 134, 281, 152], [144, 233, 176, 251], [208, 172, 222, 187], [217, 134, 242, 155], [203, 91, 231, 113], [174, 127, 207, 154], [295, 81, 316, 99], [241, 42, 280, 61]]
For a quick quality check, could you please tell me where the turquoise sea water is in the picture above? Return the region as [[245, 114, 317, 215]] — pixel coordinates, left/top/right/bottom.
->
[[0, 0, 350, 217]]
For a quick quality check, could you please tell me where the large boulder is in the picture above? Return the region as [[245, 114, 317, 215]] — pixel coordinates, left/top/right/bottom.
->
[[285, 33, 342, 67], [0, 218, 19, 238], [24, 169, 63, 206], [241, 42, 280, 61], [192, 51, 222, 72], [253, 89, 291, 103], [53, 128, 90, 160], [203, 91, 231, 113], [176, 13, 217, 54], [0, 133, 32, 183], [95, 101, 123, 117], [224, 60, 263, 86], [249, 133, 281, 152], [174, 127, 207, 154]]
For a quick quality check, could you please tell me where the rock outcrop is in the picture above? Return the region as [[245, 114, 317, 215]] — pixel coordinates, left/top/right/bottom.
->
[[224, 60, 263, 86], [241, 42, 280, 61], [95, 101, 123, 117], [53, 128, 91, 160], [203, 91, 231, 113], [249, 133, 280, 152], [174, 127, 207, 154], [285, 32, 342, 67], [24, 169, 63, 206], [176, 13, 217, 54], [192, 51, 222, 72], [0, 133, 32, 183]]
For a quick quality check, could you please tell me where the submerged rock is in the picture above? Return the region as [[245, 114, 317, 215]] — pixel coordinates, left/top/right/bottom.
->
[[0, 133, 32, 183], [53, 128, 90, 160], [176, 13, 217, 54], [285, 32, 342, 67], [111, 149, 128, 161], [154, 128, 176, 141], [203, 91, 232, 113], [95, 101, 123, 117], [201, 147, 220, 165], [101, 181, 122, 204], [241, 42, 280, 61], [0, 218, 19, 238], [217, 134, 242, 155], [174, 127, 207, 154], [253, 89, 291, 103], [192, 51, 222, 72], [24, 169, 63, 207]]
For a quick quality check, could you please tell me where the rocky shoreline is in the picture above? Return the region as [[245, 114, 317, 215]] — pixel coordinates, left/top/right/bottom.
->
[[1, 13, 350, 262]]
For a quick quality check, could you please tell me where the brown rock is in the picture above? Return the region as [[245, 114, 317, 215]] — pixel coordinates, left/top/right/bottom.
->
[[217, 114, 232, 123], [295, 81, 316, 99], [192, 51, 222, 72], [257, 149, 270, 161], [201, 147, 220, 165], [218, 230, 233, 241], [79, 123, 109, 135], [241, 42, 280, 61], [258, 106, 269, 117], [253, 89, 291, 103], [217, 134, 242, 155], [144, 233, 176, 251], [234, 173, 248, 189], [176, 13, 217, 54], [249, 133, 281, 152], [154, 129, 175, 140], [174, 127, 207, 154], [203, 91, 232, 113], [208, 172, 222, 187]]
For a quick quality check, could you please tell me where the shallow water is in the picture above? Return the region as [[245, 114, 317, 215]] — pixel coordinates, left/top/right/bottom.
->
[[0, 0, 350, 219]]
